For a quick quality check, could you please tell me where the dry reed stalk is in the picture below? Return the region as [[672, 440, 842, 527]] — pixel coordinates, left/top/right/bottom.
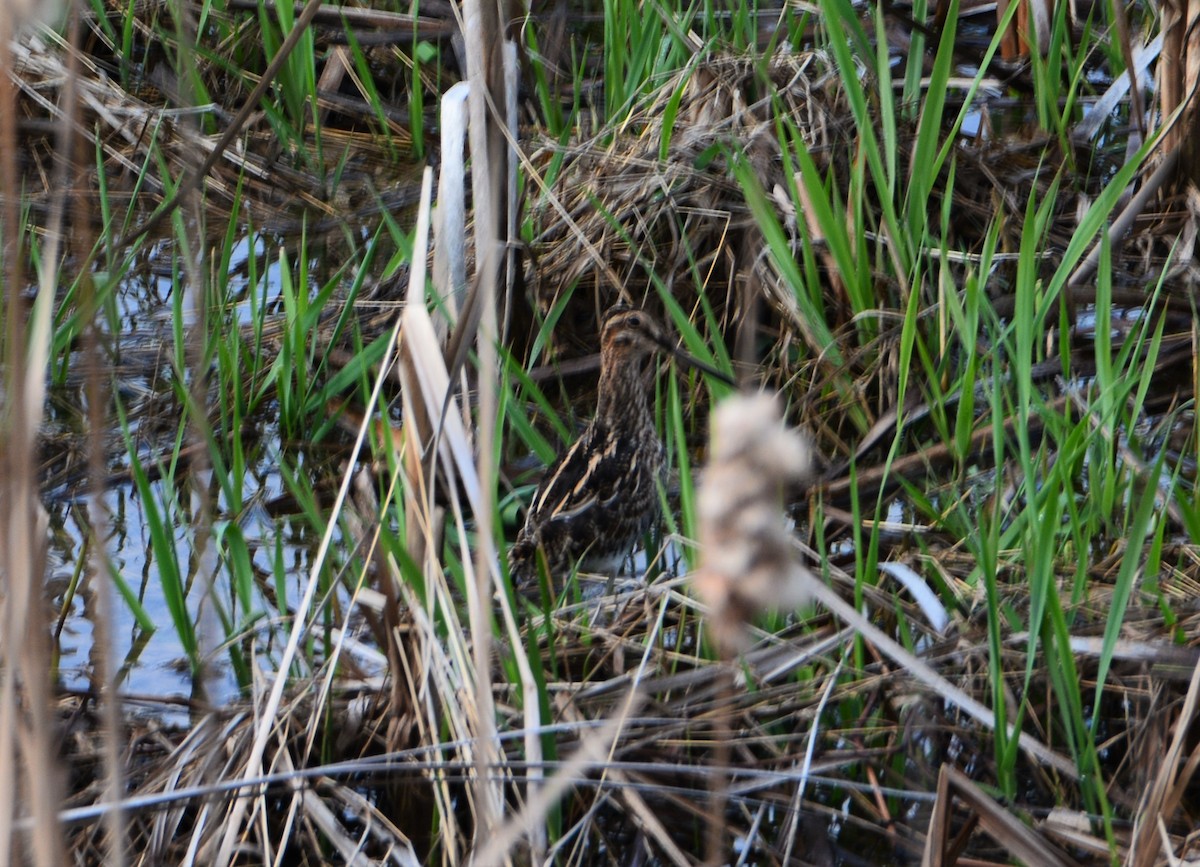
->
[[462, 9, 503, 854], [396, 163, 541, 857], [0, 9, 69, 866], [434, 82, 471, 326], [1157, 0, 1200, 183], [692, 393, 815, 864], [398, 293, 488, 858], [452, 0, 524, 853], [46, 2, 133, 862], [173, 0, 225, 714]]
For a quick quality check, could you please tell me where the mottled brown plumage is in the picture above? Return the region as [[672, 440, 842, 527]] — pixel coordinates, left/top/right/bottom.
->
[[509, 306, 729, 593]]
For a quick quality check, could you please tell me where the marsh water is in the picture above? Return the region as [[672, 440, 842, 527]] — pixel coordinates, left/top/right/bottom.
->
[[43, 232, 339, 708]]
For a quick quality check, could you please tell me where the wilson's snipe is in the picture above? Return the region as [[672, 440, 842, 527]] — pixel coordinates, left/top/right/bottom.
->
[[508, 306, 731, 593]]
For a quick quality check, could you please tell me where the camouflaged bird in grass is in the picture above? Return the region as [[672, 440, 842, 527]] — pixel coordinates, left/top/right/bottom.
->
[[508, 306, 731, 594]]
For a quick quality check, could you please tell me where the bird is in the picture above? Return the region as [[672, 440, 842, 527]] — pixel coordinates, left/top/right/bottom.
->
[[508, 305, 731, 595]]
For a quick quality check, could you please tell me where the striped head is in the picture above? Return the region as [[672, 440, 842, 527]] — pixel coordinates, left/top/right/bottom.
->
[[599, 306, 670, 360], [599, 305, 733, 383]]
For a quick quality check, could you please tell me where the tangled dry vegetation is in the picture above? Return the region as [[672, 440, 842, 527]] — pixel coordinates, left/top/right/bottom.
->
[[12, 1, 1200, 865]]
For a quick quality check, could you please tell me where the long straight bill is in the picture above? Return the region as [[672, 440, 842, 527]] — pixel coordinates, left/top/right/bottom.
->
[[661, 339, 735, 387]]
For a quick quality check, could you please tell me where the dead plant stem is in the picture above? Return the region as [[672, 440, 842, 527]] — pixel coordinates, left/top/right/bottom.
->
[[706, 658, 734, 866]]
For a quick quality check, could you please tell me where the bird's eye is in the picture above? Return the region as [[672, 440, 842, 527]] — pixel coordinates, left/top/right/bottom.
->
[[628, 314, 643, 328]]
